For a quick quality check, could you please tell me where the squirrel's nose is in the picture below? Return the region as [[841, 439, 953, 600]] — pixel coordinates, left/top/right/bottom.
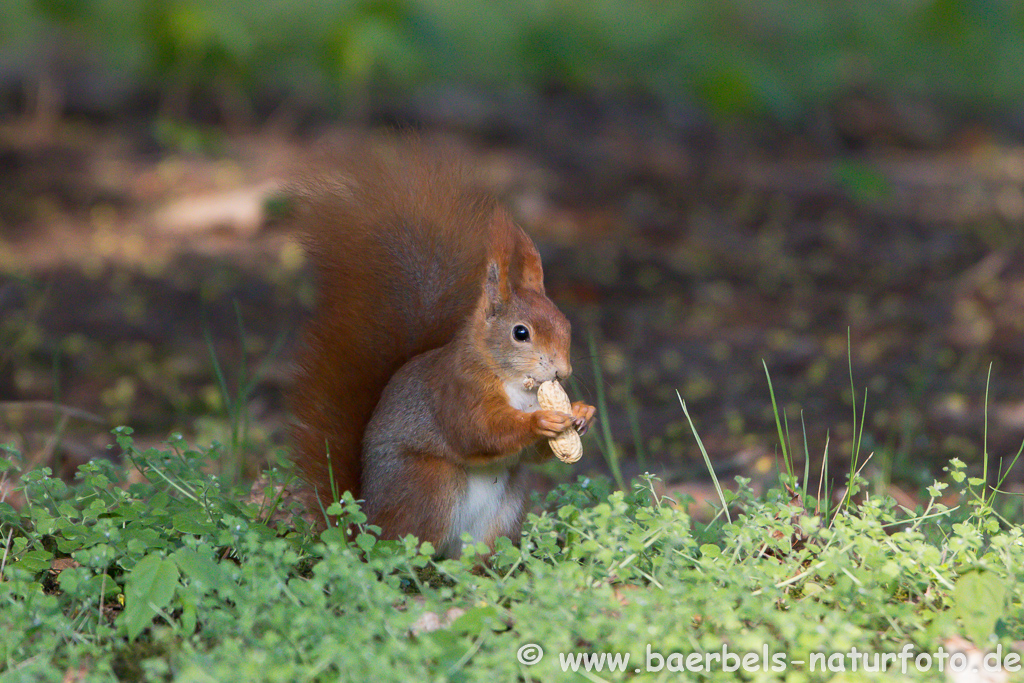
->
[[555, 359, 572, 380]]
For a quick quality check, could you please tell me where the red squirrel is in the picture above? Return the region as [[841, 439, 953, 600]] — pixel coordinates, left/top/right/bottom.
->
[[288, 137, 595, 557]]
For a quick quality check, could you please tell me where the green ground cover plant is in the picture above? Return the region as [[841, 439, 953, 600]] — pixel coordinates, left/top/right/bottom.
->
[[2, 397, 1022, 681]]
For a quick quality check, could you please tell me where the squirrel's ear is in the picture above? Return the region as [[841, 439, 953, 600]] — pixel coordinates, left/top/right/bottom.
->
[[517, 247, 545, 294], [508, 225, 544, 293], [484, 259, 509, 316]]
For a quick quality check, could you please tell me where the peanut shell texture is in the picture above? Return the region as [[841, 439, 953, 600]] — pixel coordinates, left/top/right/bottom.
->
[[536, 380, 583, 463]]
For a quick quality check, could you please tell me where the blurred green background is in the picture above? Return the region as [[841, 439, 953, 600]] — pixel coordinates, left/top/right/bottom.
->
[[3, 0, 1024, 124]]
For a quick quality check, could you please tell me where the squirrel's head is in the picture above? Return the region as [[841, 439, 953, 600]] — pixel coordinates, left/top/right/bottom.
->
[[477, 260, 572, 385]]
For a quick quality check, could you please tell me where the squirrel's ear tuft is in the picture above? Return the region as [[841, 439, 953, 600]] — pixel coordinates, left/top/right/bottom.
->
[[484, 259, 508, 316], [512, 228, 545, 294], [518, 250, 545, 293]]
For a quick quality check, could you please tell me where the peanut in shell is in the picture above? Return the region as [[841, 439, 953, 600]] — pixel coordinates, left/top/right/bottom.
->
[[536, 380, 582, 463]]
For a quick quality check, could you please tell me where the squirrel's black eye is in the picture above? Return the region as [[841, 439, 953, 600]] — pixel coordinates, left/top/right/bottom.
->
[[512, 324, 530, 342]]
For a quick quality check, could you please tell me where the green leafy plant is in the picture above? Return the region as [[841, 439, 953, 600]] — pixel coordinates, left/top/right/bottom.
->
[[3, 353, 1024, 680]]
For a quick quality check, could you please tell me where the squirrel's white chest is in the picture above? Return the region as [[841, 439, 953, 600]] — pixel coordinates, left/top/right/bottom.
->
[[437, 381, 536, 557], [443, 464, 522, 557], [504, 381, 540, 412]]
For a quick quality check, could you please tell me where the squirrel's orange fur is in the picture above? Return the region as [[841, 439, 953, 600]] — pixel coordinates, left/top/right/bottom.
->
[[288, 137, 595, 556]]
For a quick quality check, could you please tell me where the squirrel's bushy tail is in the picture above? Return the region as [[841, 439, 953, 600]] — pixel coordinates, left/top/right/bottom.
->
[[288, 138, 540, 512]]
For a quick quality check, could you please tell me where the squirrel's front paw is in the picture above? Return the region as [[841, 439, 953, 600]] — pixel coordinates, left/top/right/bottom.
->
[[531, 409, 573, 438], [570, 402, 596, 436]]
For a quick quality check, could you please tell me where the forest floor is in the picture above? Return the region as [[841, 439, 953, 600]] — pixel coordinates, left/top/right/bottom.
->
[[3, 106, 1024, 514]]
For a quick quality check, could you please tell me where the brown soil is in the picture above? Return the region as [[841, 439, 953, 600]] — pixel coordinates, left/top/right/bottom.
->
[[3, 114, 1024, 510]]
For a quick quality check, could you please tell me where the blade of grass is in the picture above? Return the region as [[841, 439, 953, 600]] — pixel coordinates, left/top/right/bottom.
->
[[203, 324, 231, 420], [624, 367, 648, 472], [995, 438, 1024, 493], [203, 322, 239, 480], [588, 334, 624, 490], [983, 361, 992, 503], [762, 360, 793, 479], [232, 301, 250, 476], [677, 391, 731, 524], [783, 410, 794, 483], [816, 432, 830, 519], [801, 411, 811, 503], [841, 329, 866, 512]]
